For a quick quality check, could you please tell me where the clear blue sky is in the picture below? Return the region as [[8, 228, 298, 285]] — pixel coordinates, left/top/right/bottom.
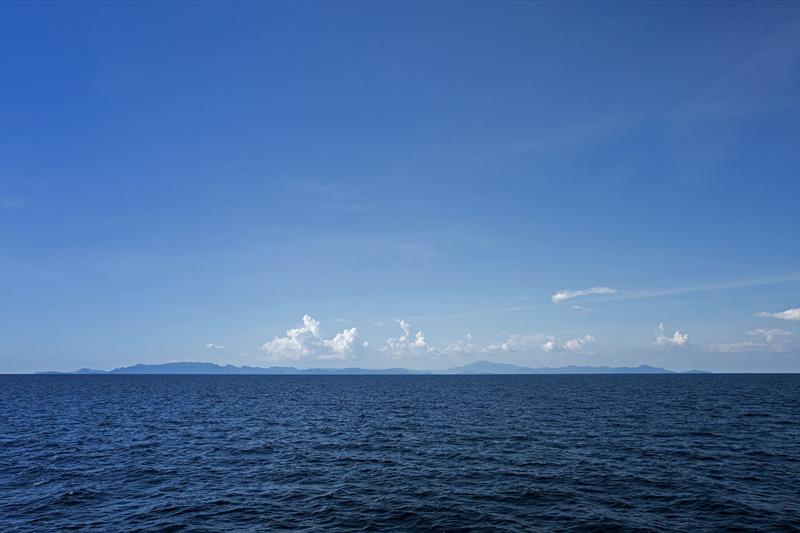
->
[[1, 1, 798, 373]]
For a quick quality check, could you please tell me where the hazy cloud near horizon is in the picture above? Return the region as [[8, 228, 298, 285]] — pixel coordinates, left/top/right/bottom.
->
[[705, 329, 796, 354]]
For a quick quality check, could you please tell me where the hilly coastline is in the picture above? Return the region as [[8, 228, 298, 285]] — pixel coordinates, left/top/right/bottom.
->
[[38, 360, 711, 375]]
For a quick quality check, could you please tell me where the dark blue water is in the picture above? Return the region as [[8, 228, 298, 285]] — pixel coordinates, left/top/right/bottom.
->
[[1, 375, 798, 531]]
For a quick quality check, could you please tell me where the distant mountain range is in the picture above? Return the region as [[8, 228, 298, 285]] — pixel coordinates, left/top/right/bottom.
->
[[444, 361, 710, 374], [37, 360, 711, 375]]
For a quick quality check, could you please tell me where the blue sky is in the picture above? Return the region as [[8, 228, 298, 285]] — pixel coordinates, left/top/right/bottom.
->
[[1, 1, 798, 373]]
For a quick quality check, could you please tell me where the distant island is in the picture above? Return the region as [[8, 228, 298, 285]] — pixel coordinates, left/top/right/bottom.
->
[[37, 360, 711, 375]]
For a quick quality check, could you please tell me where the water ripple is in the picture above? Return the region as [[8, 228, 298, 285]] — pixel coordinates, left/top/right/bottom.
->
[[1, 374, 798, 531]]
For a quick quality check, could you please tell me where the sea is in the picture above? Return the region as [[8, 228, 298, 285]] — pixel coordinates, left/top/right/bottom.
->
[[1, 374, 798, 531]]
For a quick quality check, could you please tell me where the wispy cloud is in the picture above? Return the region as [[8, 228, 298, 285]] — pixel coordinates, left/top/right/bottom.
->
[[205, 343, 226, 350], [612, 275, 798, 302], [551, 287, 617, 304], [756, 308, 800, 322], [440, 334, 475, 356], [295, 181, 375, 214], [485, 334, 547, 353], [680, 22, 800, 119], [393, 276, 797, 323], [705, 329, 795, 353], [509, 115, 631, 152], [400, 303, 551, 321]]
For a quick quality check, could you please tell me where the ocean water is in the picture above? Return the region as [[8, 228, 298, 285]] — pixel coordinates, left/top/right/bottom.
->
[[1, 375, 798, 532]]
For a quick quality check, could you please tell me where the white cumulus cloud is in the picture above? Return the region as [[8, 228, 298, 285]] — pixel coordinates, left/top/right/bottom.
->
[[381, 320, 434, 359], [541, 339, 558, 353], [542, 335, 596, 353], [261, 315, 365, 361], [551, 287, 617, 303], [756, 308, 800, 321], [654, 323, 689, 347], [563, 335, 596, 352], [321, 327, 361, 360]]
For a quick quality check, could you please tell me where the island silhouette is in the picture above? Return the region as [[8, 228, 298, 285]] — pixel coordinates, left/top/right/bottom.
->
[[38, 360, 711, 375]]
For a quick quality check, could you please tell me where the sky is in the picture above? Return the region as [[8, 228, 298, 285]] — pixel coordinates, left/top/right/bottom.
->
[[1, 1, 798, 373]]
